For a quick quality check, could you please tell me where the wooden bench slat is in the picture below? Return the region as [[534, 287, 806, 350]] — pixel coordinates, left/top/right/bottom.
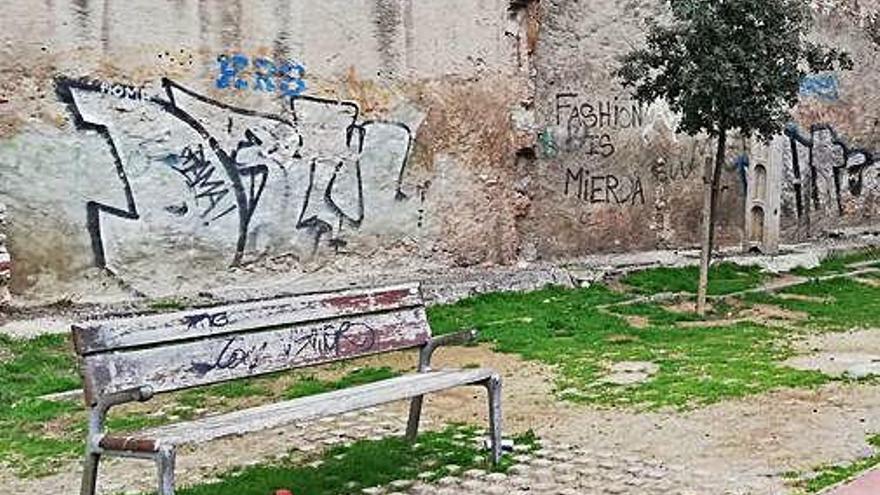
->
[[81, 307, 429, 402], [130, 368, 495, 446], [73, 284, 422, 355]]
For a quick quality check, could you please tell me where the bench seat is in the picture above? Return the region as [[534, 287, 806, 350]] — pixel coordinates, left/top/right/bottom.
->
[[100, 367, 495, 452]]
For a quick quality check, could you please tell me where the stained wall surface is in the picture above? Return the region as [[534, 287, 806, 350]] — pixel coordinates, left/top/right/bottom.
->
[[0, 0, 877, 300]]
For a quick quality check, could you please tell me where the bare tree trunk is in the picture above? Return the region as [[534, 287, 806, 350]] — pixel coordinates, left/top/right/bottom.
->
[[697, 129, 727, 316]]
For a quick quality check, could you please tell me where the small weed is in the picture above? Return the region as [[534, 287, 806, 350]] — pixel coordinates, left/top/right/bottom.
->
[[148, 298, 187, 311]]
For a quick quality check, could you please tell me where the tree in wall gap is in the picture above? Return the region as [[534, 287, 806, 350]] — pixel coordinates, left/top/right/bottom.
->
[[616, 0, 852, 315]]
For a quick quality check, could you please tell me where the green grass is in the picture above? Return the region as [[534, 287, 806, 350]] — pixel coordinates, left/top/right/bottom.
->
[[0, 333, 81, 404], [621, 262, 767, 295], [0, 334, 84, 476], [744, 277, 880, 330], [284, 367, 399, 399], [429, 285, 827, 410], [792, 434, 880, 493], [171, 425, 538, 495], [791, 248, 880, 277]]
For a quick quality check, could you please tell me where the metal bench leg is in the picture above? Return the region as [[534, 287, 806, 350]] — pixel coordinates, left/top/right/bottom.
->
[[80, 450, 101, 495], [405, 395, 424, 441], [156, 447, 176, 495], [486, 374, 503, 465]]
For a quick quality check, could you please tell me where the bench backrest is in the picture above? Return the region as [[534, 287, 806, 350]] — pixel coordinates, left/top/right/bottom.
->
[[71, 284, 429, 406]]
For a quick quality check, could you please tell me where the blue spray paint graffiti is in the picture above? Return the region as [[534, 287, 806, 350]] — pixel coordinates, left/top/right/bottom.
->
[[799, 73, 839, 102], [216, 54, 307, 97]]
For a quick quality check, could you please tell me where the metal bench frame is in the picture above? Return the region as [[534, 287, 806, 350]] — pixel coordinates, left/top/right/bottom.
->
[[72, 285, 502, 495]]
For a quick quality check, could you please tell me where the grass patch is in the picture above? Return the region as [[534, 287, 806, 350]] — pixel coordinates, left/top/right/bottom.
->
[[791, 248, 880, 277], [172, 425, 538, 495], [0, 334, 80, 404], [792, 434, 880, 493], [284, 367, 399, 400], [429, 285, 827, 410], [746, 278, 880, 330], [621, 262, 766, 296], [0, 334, 84, 476]]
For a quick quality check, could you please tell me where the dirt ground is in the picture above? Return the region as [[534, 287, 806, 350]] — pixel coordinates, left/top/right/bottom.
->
[[4, 342, 880, 494]]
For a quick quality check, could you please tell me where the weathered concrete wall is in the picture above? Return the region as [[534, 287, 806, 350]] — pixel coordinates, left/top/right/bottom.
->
[[528, 0, 880, 257], [775, 1, 880, 239], [0, 0, 877, 302], [529, 0, 754, 258], [0, 0, 535, 298]]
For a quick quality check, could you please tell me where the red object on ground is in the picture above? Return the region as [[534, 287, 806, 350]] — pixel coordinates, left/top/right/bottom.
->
[[826, 468, 880, 495], [274, 490, 293, 495]]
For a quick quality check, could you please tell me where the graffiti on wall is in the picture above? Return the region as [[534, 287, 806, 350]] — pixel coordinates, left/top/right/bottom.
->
[[799, 73, 840, 102], [215, 54, 307, 97], [553, 93, 645, 157], [56, 77, 414, 269], [563, 166, 646, 206], [782, 123, 879, 220]]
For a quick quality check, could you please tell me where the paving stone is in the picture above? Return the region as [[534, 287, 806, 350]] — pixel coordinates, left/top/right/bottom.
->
[[508, 464, 531, 475], [531, 458, 554, 468], [555, 472, 577, 484], [509, 475, 532, 488], [534, 448, 553, 458], [550, 451, 575, 462], [485, 485, 509, 495], [532, 467, 554, 482], [436, 476, 459, 487], [552, 462, 574, 473], [460, 479, 486, 491], [485, 472, 508, 482], [389, 479, 413, 490], [406, 483, 432, 495], [604, 484, 628, 494], [530, 481, 559, 493]]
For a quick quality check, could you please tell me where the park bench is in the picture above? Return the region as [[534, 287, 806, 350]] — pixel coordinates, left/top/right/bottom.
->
[[71, 283, 502, 495]]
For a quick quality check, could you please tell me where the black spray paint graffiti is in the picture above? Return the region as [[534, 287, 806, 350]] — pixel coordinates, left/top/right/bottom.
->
[[183, 311, 230, 331], [56, 77, 414, 268], [187, 321, 377, 376], [563, 167, 646, 206], [783, 123, 879, 219], [554, 93, 646, 157]]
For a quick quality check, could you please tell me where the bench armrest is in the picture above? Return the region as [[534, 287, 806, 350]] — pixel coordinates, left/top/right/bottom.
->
[[419, 329, 478, 371], [95, 385, 154, 413]]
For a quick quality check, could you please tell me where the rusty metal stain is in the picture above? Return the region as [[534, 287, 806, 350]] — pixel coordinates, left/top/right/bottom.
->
[[99, 435, 159, 453]]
